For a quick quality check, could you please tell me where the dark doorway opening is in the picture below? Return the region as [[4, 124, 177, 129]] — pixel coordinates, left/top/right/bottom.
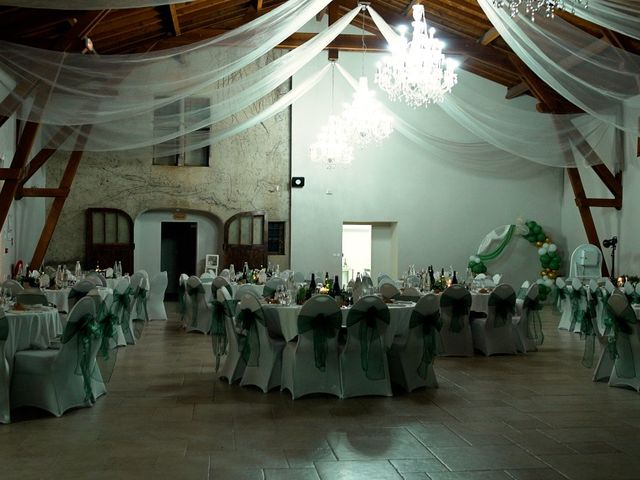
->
[[161, 221, 197, 300]]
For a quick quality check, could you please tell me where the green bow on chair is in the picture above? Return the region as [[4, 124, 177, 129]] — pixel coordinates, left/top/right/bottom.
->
[[347, 306, 390, 380], [440, 294, 471, 333], [523, 296, 544, 346], [112, 289, 132, 337], [298, 311, 342, 371], [581, 294, 598, 368], [605, 302, 638, 379], [61, 313, 102, 403], [186, 283, 205, 328], [210, 300, 228, 372], [488, 293, 516, 328], [569, 287, 586, 332], [235, 308, 265, 367], [409, 309, 442, 379]]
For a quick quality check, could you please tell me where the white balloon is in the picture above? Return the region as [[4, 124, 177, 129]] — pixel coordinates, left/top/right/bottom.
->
[[474, 258, 481, 264], [538, 248, 547, 255], [469, 255, 476, 261], [544, 279, 554, 287], [548, 244, 557, 252], [543, 243, 549, 249]]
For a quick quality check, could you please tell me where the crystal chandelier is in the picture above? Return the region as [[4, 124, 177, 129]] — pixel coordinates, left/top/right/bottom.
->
[[375, 4, 458, 108], [341, 8, 393, 147], [492, 1, 589, 21], [309, 63, 354, 169], [342, 76, 393, 147]]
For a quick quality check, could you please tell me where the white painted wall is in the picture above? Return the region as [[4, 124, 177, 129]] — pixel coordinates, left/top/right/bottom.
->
[[291, 51, 565, 287], [561, 155, 640, 278], [133, 209, 222, 278]]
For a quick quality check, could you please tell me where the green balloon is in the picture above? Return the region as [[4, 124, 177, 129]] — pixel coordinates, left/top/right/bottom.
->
[[534, 225, 542, 234], [526, 221, 534, 228], [540, 253, 550, 263], [537, 233, 546, 242], [551, 261, 560, 269]]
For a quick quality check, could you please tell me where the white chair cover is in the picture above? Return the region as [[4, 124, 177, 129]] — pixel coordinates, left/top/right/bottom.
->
[[238, 295, 285, 392], [2, 279, 24, 297], [85, 272, 107, 287], [569, 244, 603, 280], [281, 294, 342, 399], [178, 273, 189, 326], [437, 285, 473, 357], [147, 271, 168, 321], [217, 288, 246, 384], [388, 293, 439, 392], [379, 283, 400, 301], [512, 284, 542, 353], [113, 277, 135, 345], [185, 276, 211, 334], [607, 292, 640, 392], [220, 268, 230, 280], [200, 271, 215, 281], [234, 284, 261, 302], [68, 280, 96, 312], [16, 288, 48, 306], [340, 295, 392, 398], [471, 284, 517, 356], [128, 272, 146, 321], [0, 313, 9, 423], [263, 277, 286, 299], [590, 284, 613, 382], [10, 297, 106, 417], [377, 274, 395, 287]]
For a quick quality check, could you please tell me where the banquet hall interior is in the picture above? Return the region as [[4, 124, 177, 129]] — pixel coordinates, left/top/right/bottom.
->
[[0, 0, 639, 479]]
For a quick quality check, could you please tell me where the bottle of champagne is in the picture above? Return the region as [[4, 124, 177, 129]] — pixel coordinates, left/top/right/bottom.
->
[[309, 273, 317, 294], [332, 275, 341, 297], [452, 270, 458, 284], [428, 266, 436, 289], [324, 272, 329, 289]]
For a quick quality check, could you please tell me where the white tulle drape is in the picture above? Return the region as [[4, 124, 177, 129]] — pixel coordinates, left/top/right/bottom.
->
[[477, 1, 640, 136], [573, 0, 640, 41], [0, 0, 185, 8]]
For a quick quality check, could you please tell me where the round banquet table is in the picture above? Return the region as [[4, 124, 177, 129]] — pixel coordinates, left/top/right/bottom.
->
[[261, 301, 415, 347], [45, 286, 113, 312], [1, 306, 62, 424]]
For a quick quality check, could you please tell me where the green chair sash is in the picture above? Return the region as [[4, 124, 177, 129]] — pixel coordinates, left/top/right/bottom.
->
[[347, 306, 390, 380], [581, 293, 598, 368], [298, 310, 342, 371], [96, 302, 119, 382], [112, 289, 132, 337], [488, 293, 516, 328], [61, 313, 101, 402], [523, 296, 544, 345], [409, 309, 442, 379], [569, 287, 586, 332], [605, 302, 638, 379], [555, 286, 567, 313], [210, 300, 228, 372], [235, 308, 265, 367], [186, 284, 205, 328], [440, 294, 471, 333]]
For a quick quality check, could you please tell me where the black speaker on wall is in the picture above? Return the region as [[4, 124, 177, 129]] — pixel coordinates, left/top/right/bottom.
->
[[291, 177, 305, 188]]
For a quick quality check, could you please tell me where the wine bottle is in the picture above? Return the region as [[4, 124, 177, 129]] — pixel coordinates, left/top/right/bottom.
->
[[452, 270, 458, 284], [332, 275, 341, 297], [309, 273, 317, 293], [428, 266, 436, 289]]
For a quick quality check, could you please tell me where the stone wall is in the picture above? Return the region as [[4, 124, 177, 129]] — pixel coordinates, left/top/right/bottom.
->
[[44, 50, 291, 267]]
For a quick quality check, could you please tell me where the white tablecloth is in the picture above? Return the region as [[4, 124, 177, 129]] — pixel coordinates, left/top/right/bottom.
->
[[470, 292, 491, 314], [262, 302, 415, 347], [1, 306, 62, 423], [204, 283, 265, 304], [45, 286, 112, 312]]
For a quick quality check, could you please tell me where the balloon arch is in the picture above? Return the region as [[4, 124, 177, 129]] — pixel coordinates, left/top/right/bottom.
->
[[468, 219, 562, 300]]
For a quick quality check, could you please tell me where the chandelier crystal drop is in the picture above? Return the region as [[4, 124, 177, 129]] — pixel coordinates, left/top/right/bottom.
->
[[342, 76, 393, 147], [375, 4, 458, 108], [309, 114, 354, 169], [492, 0, 589, 21]]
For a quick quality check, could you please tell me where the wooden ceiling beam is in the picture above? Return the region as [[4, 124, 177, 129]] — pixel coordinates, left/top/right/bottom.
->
[[55, 10, 110, 51], [253, 0, 264, 11], [165, 4, 182, 37], [0, 81, 38, 129], [478, 26, 500, 46]]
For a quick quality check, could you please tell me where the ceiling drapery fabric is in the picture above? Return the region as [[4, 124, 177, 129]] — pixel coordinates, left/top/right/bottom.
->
[[477, 0, 639, 168], [572, 0, 640, 41], [0, 0, 187, 8]]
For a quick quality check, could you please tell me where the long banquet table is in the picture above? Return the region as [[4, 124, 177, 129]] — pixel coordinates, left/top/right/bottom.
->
[[1, 306, 62, 424], [45, 286, 113, 313]]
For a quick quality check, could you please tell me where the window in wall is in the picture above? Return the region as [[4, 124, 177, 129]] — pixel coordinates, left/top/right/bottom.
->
[[153, 97, 211, 166], [267, 221, 286, 255]]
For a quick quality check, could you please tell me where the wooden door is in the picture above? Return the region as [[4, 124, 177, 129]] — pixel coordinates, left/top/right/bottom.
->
[[86, 208, 134, 274], [223, 211, 267, 270]]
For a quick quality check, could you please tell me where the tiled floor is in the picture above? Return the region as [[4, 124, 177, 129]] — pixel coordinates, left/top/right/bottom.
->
[[3, 304, 640, 479]]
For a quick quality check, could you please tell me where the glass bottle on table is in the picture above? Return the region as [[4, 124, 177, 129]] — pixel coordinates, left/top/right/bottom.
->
[[309, 273, 317, 293], [451, 271, 458, 285], [229, 264, 235, 281]]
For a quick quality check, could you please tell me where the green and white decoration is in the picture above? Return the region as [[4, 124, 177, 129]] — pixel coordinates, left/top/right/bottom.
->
[[468, 218, 562, 301]]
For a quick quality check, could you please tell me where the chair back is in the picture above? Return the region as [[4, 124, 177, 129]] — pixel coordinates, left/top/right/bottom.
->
[[16, 288, 48, 306], [555, 278, 565, 289], [150, 271, 168, 295], [400, 286, 421, 301], [589, 279, 598, 293], [200, 271, 215, 281], [136, 270, 150, 282], [263, 277, 286, 298], [345, 295, 389, 380], [380, 283, 400, 301], [2, 279, 24, 297], [129, 272, 144, 292], [85, 272, 107, 287], [69, 280, 96, 310], [440, 285, 472, 333], [377, 274, 394, 287], [234, 284, 261, 302], [211, 275, 231, 300], [297, 295, 341, 371], [487, 284, 516, 329], [409, 293, 441, 376], [236, 294, 267, 366], [604, 279, 615, 294], [569, 243, 602, 280]]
